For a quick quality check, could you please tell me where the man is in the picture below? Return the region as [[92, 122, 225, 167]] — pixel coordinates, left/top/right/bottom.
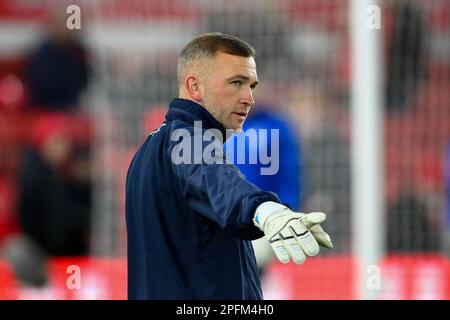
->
[[126, 33, 333, 300]]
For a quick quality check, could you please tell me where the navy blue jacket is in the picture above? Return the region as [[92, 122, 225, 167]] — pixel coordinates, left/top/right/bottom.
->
[[126, 98, 279, 300]]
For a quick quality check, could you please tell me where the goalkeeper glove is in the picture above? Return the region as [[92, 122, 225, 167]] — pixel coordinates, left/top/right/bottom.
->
[[253, 201, 333, 264]]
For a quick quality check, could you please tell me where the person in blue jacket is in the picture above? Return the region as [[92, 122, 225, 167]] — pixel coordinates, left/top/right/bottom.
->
[[225, 106, 303, 211], [125, 33, 333, 300], [224, 106, 303, 274]]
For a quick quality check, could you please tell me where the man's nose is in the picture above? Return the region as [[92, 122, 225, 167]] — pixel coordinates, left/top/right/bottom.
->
[[241, 87, 255, 107]]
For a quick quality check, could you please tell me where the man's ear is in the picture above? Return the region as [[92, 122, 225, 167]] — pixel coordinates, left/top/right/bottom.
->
[[184, 75, 203, 102]]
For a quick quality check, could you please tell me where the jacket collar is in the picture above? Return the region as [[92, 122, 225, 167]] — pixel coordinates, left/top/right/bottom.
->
[[165, 98, 227, 138]]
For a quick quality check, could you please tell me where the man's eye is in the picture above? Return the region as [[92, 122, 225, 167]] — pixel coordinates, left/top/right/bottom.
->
[[231, 80, 242, 86]]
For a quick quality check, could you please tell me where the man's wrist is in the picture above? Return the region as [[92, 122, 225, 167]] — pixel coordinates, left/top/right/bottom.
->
[[254, 201, 289, 229]]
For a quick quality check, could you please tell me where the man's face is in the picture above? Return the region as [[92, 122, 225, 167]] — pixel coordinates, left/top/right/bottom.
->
[[201, 51, 258, 131]]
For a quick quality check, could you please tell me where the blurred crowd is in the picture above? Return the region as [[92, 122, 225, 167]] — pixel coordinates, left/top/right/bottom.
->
[[0, 7, 92, 287], [0, 0, 449, 289]]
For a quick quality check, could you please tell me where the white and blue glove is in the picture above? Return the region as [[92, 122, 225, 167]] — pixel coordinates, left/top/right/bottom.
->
[[254, 201, 333, 265]]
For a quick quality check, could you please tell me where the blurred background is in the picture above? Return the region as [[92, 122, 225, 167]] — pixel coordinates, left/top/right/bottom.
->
[[0, 0, 449, 299]]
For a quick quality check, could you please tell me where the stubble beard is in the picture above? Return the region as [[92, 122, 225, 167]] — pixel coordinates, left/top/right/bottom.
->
[[202, 90, 245, 132], [202, 94, 231, 130]]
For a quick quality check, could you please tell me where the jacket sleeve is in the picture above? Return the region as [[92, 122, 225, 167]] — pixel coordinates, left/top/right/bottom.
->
[[168, 128, 280, 240]]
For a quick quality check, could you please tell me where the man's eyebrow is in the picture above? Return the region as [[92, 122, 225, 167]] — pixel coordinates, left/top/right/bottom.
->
[[227, 75, 259, 86]]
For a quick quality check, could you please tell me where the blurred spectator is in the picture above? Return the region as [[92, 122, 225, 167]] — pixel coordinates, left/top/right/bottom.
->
[[225, 101, 303, 274], [1, 113, 92, 287], [225, 105, 303, 210], [385, 0, 427, 112], [17, 113, 91, 257], [387, 192, 440, 253], [286, 82, 351, 253], [24, 8, 90, 111]]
